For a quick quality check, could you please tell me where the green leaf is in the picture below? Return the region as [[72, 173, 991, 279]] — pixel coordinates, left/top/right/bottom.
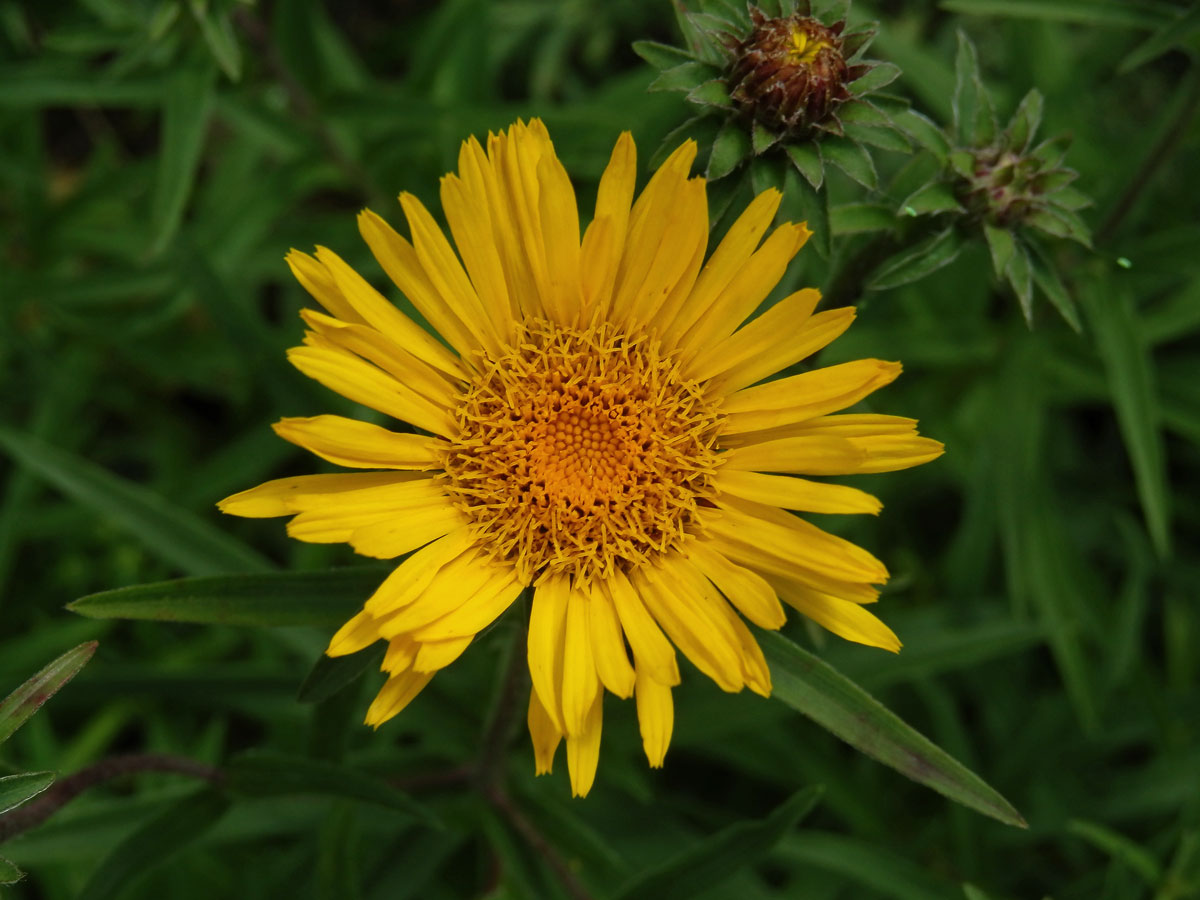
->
[[1121, 4, 1200, 71], [868, 227, 965, 290], [1028, 239, 1083, 330], [0, 426, 272, 576], [76, 789, 230, 900], [615, 786, 823, 900], [1031, 133, 1071, 169], [849, 61, 901, 94], [632, 39, 698, 71], [1083, 279, 1172, 557], [648, 61, 720, 93], [1068, 819, 1163, 885], [786, 143, 825, 189], [188, 0, 242, 80], [297, 645, 384, 704], [821, 137, 878, 189], [686, 79, 734, 110], [751, 120, 782, 155], [1006, 240, 1034, 324], [226, 751, 438, 825], [940, 0, 1178, 30], [952, 30, 997, 146], [0, 641, 97, 744], [0, 771, 55, 816], [1005, 88, 1044, 152], [843, 121, 912, 153], [984, 224, 1016, 278], [761, 633, 1026, 827], [900, 181, 964, 216], [1026, 206, 1093, 246], [832, 202, 896, 235], [779, 830, 961, 899], [317, 804, 363, 900], [707, 120, 751, 181], [0, 856, 23, 886], [68, 568, 383, 627], [790, 168, 831, 259], [151, 65, 215, 255], [949, 149, 976, 179], [891, 108, 951, 162]]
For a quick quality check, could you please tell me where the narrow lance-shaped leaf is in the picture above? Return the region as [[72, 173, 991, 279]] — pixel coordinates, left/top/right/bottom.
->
[[76, 789, 231, 900], [226, 751, 439, 826], [868, 227, 965, 291], [69, 568, 384, 628], [0, 427, 272, 576], [616, 786, 823, 900], [151, 65, 215, 254], [0, 641, 97, 744], [760, 632, 1027, 827], [1083, 277, 1171, 557], [0, 856, 23, 886], [297, 645, 385, 704], [0, 772, 56, 816]]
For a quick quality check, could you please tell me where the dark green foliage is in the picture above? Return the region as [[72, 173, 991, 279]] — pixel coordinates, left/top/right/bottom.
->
[[1, 2, 1198, 899]]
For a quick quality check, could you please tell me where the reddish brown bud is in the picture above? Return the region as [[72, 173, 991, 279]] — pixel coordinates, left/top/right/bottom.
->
[[726, 9, 851, 136]]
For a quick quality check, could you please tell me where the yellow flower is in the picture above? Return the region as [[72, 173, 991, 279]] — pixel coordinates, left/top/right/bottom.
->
[[219, 120, 943, 797]]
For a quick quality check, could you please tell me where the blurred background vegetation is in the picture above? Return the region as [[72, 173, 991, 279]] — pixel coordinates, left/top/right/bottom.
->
[[1, 0, 1198, 898]]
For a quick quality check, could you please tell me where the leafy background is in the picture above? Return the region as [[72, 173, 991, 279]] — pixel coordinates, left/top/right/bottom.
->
[[1, 0, 1198, 898]]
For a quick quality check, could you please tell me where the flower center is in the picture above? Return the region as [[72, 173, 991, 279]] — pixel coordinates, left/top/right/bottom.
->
[[439, 320, 722, 585], [787, 26, 832, 65]]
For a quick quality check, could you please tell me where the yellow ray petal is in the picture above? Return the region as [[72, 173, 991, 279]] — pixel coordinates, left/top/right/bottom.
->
[[300, 308, 460, 407], [327, 609, 381, 657], [687, 540, 787, 629], [527, 573, 570, 733], [287, 344, 456, 437], [706, 532, 881, 605], [382, 635, 418, 673], [720, 435, 866, 475], [705, 498, 889, 585], [771, 576, 902, 652], [310, 244, 464, 379], [718, 413, 920, 449], [413, 635, 473, 672], [677, 221, 812, 359], [273, 415, 445, 471], [634, 669, 674, 768], [633, 563, 744, 693], [561, 584, 601, 737], [566, 690, 603, 798], [285, 480, 448, 543], [527, 687, 562, 775], [376, 550, 495, 637], [347, 503, 468, 559], [411, 569, 523, 642], [364, 527, 475, 616], [670, 555, 772, 696], [579, 132, 636, 321], [611, 175, 708, 331], [400, 192, 504, 357], [714, 469, 882, 516], [586, 581, 636, 699], [602, 569, 680, 687], [846, 434, 946, 473], [364, 670, 435, 727], [663, 187, 782, 348], [537, 153, 583, 325], [357, 209, 480, 360], [218, 472, 426, 518], [720, 359, 902, 435], [439, 172, 516, 342], [692, 295, 849, 390], [286, 249, 365, 325]]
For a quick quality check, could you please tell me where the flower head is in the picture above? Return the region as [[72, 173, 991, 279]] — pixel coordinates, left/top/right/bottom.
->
[[219, 120, 943, 796], [728, 10, 852, 136]]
